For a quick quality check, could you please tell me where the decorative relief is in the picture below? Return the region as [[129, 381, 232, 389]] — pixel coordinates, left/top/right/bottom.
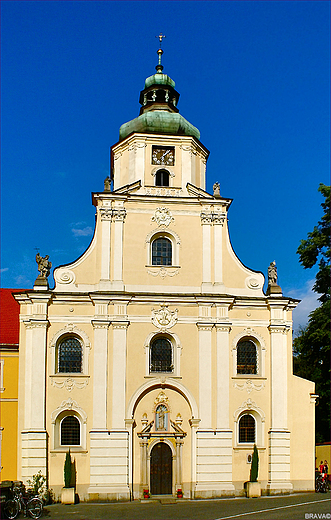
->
[[99, 208, 126, 222], [233, 379, 265, 394], [128, 142, 147, 153], [153, 391, 169, 411], [51, 377, 89, 392], [144, 187, 182, 197], [99, 208, 113, 221], [200, 211, 226, 225], [51, 397, 87, 424], [147, 267, 179, 278], [49, 324, 91, 350], [151, 207, 174, 227], [54, 269, 76, 285], [234, 398, 265, 423], [246, 277, 262, 290], [152, 304, 178, 330], [112, 209, 127, 222]]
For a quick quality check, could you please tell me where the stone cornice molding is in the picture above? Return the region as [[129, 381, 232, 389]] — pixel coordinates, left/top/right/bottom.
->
[[112, 321, 130, 330], [215, 323, 232, 333], [23, 319, 49, 330], [91, 320, 111, 329], [196, 322, 214, 331], [268, 324, 290, 334]]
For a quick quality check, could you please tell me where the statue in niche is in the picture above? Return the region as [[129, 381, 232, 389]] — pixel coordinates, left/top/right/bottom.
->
[[268, 261, 278, 285], [36, 253, 52, 279], [156, 404, 168, 431]]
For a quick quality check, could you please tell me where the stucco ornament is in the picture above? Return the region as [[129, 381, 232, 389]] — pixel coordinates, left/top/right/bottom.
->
[[151, 207, 174, 227], [153, 391, 169, 410], [233, 379, 265, 394], [54, 269, 76, 285], [51, 377, 89, 392], [152, 304, 178, 330]]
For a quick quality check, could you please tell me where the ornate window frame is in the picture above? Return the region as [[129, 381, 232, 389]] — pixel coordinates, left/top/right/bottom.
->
[[50, 398, 87, 452], [233, 398, 265, 448], [145, 229, 181, 267], [144, 331, 182, 378], [232, 330, 266, 378], [49, 324, 91, 375]]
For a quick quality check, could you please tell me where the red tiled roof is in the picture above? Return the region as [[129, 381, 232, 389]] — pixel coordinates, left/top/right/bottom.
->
[[0, 289, 24, 345]]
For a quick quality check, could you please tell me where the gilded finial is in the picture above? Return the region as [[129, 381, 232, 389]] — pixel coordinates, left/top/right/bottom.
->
[[155, 33, 166, 73]]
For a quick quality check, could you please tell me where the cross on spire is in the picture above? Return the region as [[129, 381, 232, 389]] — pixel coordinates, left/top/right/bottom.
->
[[155, 33, 165, 73], [156, 33, 166, 47]]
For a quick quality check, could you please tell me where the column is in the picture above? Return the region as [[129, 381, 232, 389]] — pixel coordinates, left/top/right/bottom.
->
[[200, 211, 212, 291], [111, 321, 129, 429], [21, 312, 48, 483], [91, 320, 110, 429], [140, 439, 148, 490], [213, 214, 225, 285], [267, 318, 292, 493], [112, 207, 126, 290], [197, 322, 213, 427], [175, 439, 183, 490], [99, 207, 112, 283]]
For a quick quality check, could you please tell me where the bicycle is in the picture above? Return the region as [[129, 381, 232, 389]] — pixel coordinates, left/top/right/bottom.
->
[[315, 472, 327, 493], [3, 486, 43, 519]]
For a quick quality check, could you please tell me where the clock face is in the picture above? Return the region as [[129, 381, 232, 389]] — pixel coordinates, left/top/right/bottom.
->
[[152, 147, 175, 166]]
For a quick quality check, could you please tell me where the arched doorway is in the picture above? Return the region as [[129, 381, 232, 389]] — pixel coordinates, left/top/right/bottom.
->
[[150, 442, 172, 495]]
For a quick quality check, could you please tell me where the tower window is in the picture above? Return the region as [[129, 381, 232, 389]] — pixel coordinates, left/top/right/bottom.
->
[[58, 337, 82, 373], [155, 169, 170, 187], [150, 337, 173, 373], [152, 238, 172, 266], [237, 340, 257, 374]]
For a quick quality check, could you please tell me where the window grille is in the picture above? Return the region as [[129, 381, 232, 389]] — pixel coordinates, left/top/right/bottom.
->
[[150, 338, 173, 373], [239, 414, 255, 443], [58, 337, 82, 373], [152, 238, 172, 266], [237, 340, 257, 374], [155, 169, 170, 187], [61, 416, 80, 445]]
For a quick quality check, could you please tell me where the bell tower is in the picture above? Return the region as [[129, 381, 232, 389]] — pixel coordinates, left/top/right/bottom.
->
[[111, 39, 209, 194]]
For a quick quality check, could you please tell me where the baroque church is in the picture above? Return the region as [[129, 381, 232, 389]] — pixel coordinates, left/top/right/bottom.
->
[[15, 44, 316, 500]]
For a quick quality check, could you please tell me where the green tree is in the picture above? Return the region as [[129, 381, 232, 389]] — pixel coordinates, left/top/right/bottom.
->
[[293, 184, 330, 443]]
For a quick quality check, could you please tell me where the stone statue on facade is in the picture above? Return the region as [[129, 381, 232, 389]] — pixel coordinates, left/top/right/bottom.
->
[[104, 176, 111, 192], [213, 182, 221, 198], [34, 253, 52, 289], [268, 261, 278, 285], [266, 260, 282, 296]]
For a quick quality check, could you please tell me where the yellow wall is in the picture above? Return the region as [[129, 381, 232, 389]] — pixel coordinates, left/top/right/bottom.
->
[[0, 349, 19, 480]]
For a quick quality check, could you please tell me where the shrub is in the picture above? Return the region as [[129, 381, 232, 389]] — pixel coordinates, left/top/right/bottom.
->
[[250, 444, 259, 482]]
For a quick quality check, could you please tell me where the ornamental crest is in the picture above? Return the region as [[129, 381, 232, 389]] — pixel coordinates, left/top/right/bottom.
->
[[151, 207, 174, 227], [153, 391, 169, 410], [152, 304, 178, 330]]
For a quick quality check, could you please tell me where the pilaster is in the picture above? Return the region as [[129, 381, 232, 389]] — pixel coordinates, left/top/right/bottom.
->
[[111, 321, 130, 429], [197, 322, 213, 428]]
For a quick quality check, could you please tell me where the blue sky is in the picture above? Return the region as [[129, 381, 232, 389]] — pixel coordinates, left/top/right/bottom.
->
[[1, 1, 330, 330]]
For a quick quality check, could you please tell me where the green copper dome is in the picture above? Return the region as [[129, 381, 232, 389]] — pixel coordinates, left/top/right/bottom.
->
[[119, 111, 200, 140], [119, 45, 200, 141], [144, 73, 175, 89]]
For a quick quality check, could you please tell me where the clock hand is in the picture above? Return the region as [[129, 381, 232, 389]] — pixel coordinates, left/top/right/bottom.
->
[[161, 150, 170, 158]]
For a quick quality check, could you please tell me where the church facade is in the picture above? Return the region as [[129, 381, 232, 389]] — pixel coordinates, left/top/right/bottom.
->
[[15, 49, 316, 500]]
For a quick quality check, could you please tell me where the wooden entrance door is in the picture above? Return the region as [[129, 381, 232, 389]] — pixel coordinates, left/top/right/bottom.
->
[[150, 442, 172, 495]]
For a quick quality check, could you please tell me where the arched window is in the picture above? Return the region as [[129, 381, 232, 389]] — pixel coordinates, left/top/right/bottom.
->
[[150, 337, 173, 373], [237, 340, 257, 374], [58, 337, 82, 373], [152, 238, 172, 266], [61, 416, 80, 446], [155, 169, 170, 187], [239, 414, 255, 443]]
